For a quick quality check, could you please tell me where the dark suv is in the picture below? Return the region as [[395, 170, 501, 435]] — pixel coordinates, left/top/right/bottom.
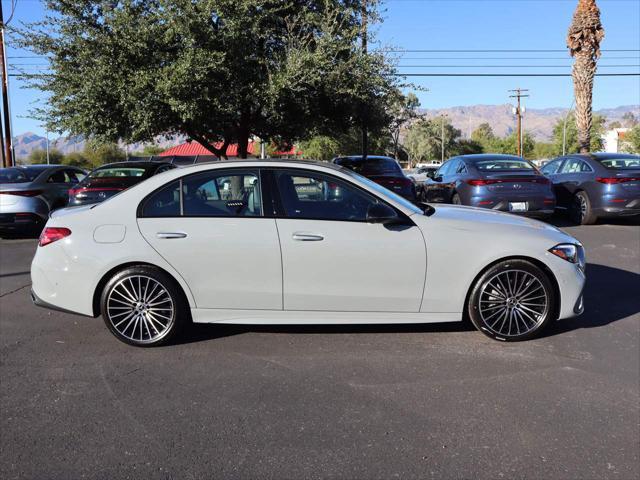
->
[[332, 156, 416, 201], [541, 153, 640, 224]]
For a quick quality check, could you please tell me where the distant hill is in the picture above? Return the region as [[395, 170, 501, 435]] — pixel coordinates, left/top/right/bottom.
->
[[10, 104, 640, 159], [417, 104, 640, 141]]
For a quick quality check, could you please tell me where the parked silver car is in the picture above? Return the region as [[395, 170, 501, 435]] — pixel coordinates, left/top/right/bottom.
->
[[0, 165, 86, 236]]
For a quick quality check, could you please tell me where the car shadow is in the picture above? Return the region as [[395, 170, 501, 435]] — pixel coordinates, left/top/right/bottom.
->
[[546, 213, 640, 228], [177, 262, 639, 345], [544, 262, 640, 337]]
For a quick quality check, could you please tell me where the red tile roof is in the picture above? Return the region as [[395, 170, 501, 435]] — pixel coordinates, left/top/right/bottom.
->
[[160, 140, 301, 157]]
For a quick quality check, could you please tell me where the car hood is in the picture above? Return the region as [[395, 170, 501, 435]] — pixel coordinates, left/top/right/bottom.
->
[[413, 204, 576, 244]]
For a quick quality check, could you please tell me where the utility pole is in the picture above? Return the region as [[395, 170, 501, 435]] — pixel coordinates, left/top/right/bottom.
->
[[0, 2, 13, 167], [45, 127, 50, 164], [441, 114, 447, 163], [361, 0, 368, 159], [509, 88, 529, 157]]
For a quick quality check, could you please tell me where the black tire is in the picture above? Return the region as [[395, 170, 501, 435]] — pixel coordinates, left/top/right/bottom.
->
[[570, 191, 598, 225], [100, 265, 189, 347], [452, 192, 462, 205], [467, 259, 557, 342]]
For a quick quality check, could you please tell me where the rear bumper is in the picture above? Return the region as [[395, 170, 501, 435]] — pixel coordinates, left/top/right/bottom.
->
[[469, 195, 555, 217], [594, 197, 640, 217], [31, 288, 93, 317]]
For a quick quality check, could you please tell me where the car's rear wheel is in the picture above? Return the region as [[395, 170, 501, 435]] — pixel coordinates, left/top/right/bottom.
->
[[467, 259, 556, 341], [570, 191, 598, 225], [100, 266, 188, 346]]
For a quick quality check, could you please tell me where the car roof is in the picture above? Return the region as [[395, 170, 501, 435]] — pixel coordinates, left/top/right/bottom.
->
[[564, 153, 640, 159], [95, 161, 173, 169], [333, 155, 396, 161], [454, 154, 524, 161]]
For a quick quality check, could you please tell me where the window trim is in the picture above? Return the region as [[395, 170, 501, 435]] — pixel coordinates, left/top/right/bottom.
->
[[267, 167, 413, 225], [137, 167, 265, 219]]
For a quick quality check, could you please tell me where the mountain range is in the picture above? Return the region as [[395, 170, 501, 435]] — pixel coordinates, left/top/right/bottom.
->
[[10, 104, 639, 159]]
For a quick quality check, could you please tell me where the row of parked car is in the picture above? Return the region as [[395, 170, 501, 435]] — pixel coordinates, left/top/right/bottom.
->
[[0, 161, 176, 235], [1, 152, 638, 236], [338, 153, 639, 225]]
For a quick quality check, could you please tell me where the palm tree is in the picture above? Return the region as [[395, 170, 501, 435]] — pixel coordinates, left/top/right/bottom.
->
[[567, 0, 605, 153]]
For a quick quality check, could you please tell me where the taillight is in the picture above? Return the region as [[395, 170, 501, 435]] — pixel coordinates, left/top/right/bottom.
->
[[597, 177, 639, 184], [467, 177, 549, 186], [39, 227, 72, 247], [0, 189, 43, 197]]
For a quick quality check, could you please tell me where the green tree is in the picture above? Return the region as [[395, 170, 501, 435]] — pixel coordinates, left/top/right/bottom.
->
[[471, 123, 495, 147], [83, 143, 126, 168], [389, 92, 421, 159], [532, 142, 556, 160], [131, 145, 165, 157], [298, 136, 342, 161], [403, 118, 461, 165], [28, 148, 64, 164], [621, 125, 640, 153], [491, 132, 535, 158], [61, 151, 90, 168], [453, 139, 484, 156], [551, 113, 606, 155], [19, 0, 401, 159]]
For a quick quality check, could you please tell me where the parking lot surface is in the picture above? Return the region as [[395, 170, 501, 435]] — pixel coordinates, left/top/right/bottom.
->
[[1, 217, 639, 479]]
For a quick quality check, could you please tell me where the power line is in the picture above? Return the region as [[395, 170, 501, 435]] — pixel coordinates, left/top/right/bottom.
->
[[397, 64, 640, 68], [395, 73, 640, 77]]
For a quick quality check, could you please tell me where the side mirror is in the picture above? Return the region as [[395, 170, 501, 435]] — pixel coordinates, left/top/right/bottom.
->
[[426, 171, 435, 179], [433, 175, 443, 182], [366, 203, 399, 224]]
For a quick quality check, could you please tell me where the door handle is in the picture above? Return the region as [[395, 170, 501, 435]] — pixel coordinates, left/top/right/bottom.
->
[[156, 232, 187, 239], [292, 232, 324, 241]]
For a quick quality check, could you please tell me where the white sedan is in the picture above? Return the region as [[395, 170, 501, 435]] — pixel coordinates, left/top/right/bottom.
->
[[31, 160, 586, 346]]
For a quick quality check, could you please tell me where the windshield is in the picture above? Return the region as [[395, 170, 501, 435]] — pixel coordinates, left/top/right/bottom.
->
[[597, 156, 640, 169], [0, 168, 29, 184], [335, 158, 402, 175], [474, 159, 534, 171], [338, 167, 423, 215], [89, 167, 147, 178]]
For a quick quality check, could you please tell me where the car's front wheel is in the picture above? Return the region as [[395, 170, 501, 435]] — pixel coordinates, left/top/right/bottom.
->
[[467, 259, 556, 341], [100, 266, 189, 346]]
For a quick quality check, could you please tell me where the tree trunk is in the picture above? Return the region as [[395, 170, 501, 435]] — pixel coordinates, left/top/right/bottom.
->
[[572, 54, 596, 153], [187, 130, 230, 159]]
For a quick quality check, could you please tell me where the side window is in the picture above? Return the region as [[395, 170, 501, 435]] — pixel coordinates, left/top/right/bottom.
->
[[579, 161, 593, 173], [183, 170, 261, 217], [141, 181, 181, 217], [275, 170, 379, 221], [64, 169, 81, 183], [541, 159, 562, 175], [47, 171, 67, 183], [561, 158, 583, 174], [436, 162, 450, 177]]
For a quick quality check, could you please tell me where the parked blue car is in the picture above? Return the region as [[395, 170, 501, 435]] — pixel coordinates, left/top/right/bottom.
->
[[540, 153, 640, 224], [422, 154, 555, 218]]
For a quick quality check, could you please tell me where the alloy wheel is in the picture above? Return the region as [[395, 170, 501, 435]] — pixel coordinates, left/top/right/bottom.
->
[[106, 275, 175, 344], [477, 269, 549, 337]]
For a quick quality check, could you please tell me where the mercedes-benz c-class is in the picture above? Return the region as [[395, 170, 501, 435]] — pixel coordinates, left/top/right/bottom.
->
[[31, 160, 586, 346]]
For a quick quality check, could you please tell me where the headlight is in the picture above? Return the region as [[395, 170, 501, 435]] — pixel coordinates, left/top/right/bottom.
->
[[549, 243, 586, 271]]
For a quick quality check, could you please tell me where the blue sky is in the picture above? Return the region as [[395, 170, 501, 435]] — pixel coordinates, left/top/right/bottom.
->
[[3, 0, 640, 136]]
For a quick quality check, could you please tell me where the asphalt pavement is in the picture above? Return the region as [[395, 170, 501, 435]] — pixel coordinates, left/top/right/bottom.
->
[[1, 216, 639, 479]]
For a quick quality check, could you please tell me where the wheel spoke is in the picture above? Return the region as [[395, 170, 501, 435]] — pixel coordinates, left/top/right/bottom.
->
[[477, 269, 549, 337], [107, 275, 174, 343]]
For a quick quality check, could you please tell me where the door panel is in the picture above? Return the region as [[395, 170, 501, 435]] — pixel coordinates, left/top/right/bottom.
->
[[276, 219, 426, 312], [138, 217, 282, 309]]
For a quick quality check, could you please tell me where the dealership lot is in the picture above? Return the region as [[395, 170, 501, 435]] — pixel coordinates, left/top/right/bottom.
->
[[1, 217, 638, 479]]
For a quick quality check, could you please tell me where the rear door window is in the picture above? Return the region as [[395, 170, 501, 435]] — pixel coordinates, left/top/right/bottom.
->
[[541, 159, 564, 175], [182, 170, 261, 217]]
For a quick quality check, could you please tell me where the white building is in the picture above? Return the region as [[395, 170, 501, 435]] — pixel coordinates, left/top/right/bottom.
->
[[602, 128, 630, 153]]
